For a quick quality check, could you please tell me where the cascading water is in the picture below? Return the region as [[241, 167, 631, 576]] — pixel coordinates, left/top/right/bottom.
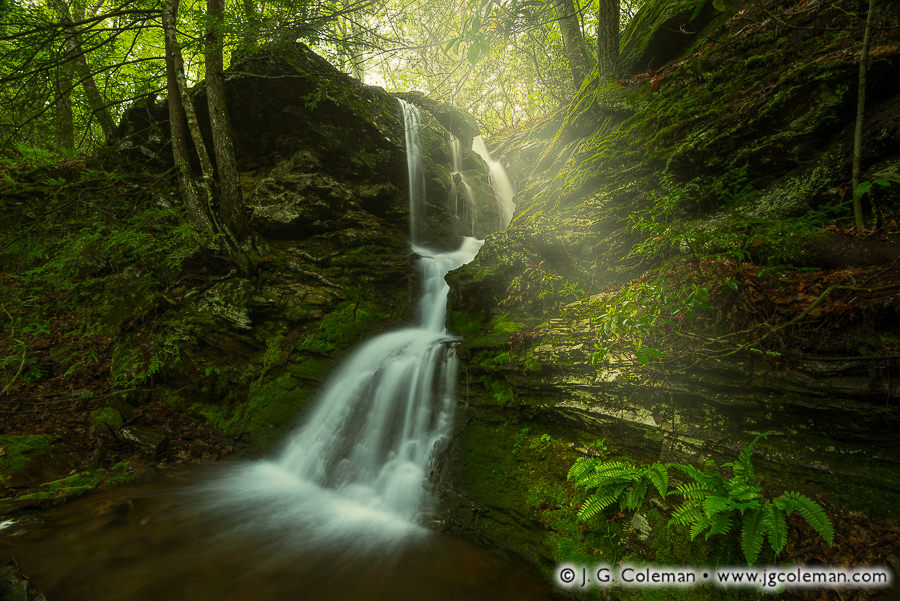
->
[[448, 137, 478, 236], [472, 136, 515, 228], [201, 99, 503, 549], [401, 99, 426, 244]]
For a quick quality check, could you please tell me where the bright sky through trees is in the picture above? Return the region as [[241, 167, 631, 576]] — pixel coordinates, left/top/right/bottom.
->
[[0, 0, 642, 151]]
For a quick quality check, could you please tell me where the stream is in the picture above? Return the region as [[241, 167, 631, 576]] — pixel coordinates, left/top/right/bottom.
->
[[0, 100, 558, 600]]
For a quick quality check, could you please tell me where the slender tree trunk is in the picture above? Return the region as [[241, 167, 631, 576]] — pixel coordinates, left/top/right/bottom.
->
[[553, 0, 591, 88], [162, 0, 215, 236], [48, 0, 116, 140], [206, 0, 248, 240], [851, 0, 875, 230], [163, 0, 249, 269], [597, 0, 619, 79], [53, 66, 74, 149]]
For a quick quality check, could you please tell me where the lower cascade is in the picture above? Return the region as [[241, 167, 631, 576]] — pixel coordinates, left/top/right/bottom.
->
[[201, 98, 508, 547]]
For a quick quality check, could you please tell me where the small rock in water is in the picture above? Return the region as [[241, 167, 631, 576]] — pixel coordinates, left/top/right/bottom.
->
[[0, 560, 47, 601]]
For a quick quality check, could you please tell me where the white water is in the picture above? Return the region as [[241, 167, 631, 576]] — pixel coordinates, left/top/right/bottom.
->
[[401, 99, 426, 244], [201, 100, 512, 548], [472, 135, 516, 228], [448, 137, 477, 236]]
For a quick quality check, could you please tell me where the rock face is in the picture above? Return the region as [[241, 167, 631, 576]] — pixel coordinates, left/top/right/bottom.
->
[[118, 44, 495, 250], [111, 43, 501, 450], [438, 0, 900, 574]]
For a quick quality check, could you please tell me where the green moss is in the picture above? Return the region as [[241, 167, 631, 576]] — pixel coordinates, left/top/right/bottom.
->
[[89, 407, 123, 433], [619, 0, 709, 75], [298, 298, 392, 354], [0, 434, 57, 484], [0, 463, 135, 510]]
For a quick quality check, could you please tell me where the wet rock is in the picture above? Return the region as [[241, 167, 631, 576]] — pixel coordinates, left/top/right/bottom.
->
[[0, 560, 47, 601], [120, 426, 168, 457]]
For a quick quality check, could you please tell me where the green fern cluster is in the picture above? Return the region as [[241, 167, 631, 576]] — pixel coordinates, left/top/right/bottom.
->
[[568, 457, 668, 520], [669, 434, 833, 564], [567, 435, 834, 565]]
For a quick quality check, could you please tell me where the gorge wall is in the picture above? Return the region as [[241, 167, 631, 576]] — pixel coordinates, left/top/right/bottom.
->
[[438, 0, 900, 576]]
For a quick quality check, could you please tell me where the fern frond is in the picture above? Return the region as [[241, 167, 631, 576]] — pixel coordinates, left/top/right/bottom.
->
[[762, 502, 788, 556], [701, 459, 720, 476], [673, 462, 708, 483], [702, 495, 732, 518], [706, 512, 733, 539], [646, 463, 668, 498], [567, 457, 595, 482], [775, 492, 833, 546], [741, 508, 765, 565], [577, 485, 627, 521], [624, 479, 649, 511], [675, 481, 710, 501], [669, 502, 702, 527], [727, 483, 762, 503], [689, 514, 711, 540]]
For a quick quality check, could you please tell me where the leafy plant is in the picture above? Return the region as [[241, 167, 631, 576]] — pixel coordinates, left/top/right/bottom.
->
[[668, 433, 834, 564], [568, 457, 668, 520], [567, 435, 834, 565]]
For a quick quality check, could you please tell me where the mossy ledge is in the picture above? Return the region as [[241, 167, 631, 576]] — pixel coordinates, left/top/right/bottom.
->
[[438, 0, 900, 582]]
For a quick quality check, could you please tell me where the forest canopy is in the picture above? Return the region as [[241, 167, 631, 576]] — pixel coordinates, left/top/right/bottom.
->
[[0, 0, 640, 154]]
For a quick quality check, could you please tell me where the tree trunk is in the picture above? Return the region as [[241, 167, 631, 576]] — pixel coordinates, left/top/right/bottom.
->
[[206, 0, 248, 239], [162, 0, 215, 236], [162, 0, 249, 270], [553, 0, 591, 88], [597, 0, 619, 79], [48, 0, 116, 141], [53, 66, 74, 149], [851, 0, 875, 230]]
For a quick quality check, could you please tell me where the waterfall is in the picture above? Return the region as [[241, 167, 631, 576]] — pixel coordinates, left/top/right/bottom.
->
[[448, 137, 477, 236], [400, 99, 426, 244], [472, 136, 515, 228], [201, 99, 499, 548]]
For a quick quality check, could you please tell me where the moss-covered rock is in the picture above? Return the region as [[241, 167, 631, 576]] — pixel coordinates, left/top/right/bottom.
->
[[88, 408, 123, 435], [618, 0, 718, 76], [0, 435, 58, 487], [0, 463, 135, 512], [441, 0, 900, 578]]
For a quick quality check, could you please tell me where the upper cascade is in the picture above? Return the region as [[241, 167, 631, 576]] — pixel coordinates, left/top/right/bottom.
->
[[472, 136, 516, 229], [399, 98, 427, 245]]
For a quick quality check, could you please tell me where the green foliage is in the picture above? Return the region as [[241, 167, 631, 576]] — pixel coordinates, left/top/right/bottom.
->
[[553, 275, 706, 369], [568, 435, 834, 565], [568, 457, 668, 520], [501, 263, 584, 312], [668, 434, 834, 564]]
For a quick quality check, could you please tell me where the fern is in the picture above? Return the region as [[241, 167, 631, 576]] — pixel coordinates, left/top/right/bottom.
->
[[702, 495, 732, 518], [567, 456, 668, 522], [647, 463, 668, 498], [667, 434, 834, 565], [775, 492, 834, 546], [706, 513, 733, 539], [762, 503, 787, 555], [568, 437, 834, 565], [741, 508, 766, 565], [578, 486, 626, 520]]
